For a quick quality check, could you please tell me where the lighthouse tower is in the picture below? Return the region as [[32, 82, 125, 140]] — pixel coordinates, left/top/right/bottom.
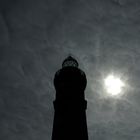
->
[[52, 56, 88, 140]]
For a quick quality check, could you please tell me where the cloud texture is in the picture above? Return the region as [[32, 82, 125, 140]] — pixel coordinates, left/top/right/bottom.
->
[[0, 0, 140, 139]]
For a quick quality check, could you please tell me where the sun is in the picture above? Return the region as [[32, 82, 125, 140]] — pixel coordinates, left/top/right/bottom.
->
[[104, 75, 125, 96]]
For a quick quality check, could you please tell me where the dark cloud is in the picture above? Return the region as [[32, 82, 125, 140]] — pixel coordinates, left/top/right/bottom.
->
[[0, 0, 140, 139]]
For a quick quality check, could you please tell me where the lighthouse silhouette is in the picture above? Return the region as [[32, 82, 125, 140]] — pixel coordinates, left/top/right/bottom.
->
[[52, 56, 88, 140]]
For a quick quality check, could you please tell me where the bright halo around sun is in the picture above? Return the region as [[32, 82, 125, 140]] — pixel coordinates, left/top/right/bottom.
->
[[104, 75, 125, 97]]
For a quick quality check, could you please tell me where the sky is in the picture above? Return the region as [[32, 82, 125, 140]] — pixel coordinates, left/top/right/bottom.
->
[[0, 0, 140, 139]]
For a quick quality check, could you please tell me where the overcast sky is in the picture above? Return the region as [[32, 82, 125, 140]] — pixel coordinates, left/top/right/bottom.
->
[[0, 0, 140, 139]]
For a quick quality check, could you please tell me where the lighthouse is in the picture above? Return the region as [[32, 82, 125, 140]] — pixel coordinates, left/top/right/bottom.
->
[[52, 56, 88, 140]]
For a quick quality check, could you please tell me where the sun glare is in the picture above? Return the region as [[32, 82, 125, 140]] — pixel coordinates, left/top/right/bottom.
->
[[104, 75, 125, 96]]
